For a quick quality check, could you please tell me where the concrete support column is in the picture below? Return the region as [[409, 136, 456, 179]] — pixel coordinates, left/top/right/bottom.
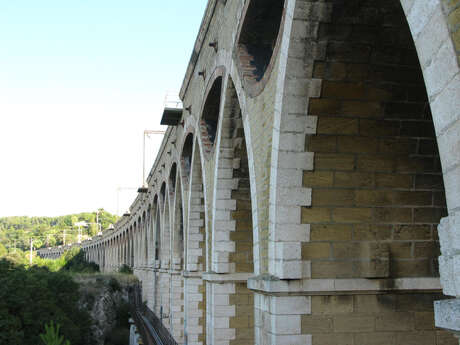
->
[[117, 242, 119, 266], [254, 293, 311, 345], [121, 242, 124, 265], [130, 235, 134, 267], [125, 237, 129, 266], [110, 244, 113, 271], [170, 272, 185, 344], [145, 269, 155, 310], [184, 274, 205, 345], [154, 270, 160, 314], [187, 185, 205, 272], [159, 270, 171, 330], [268, 0, 328, 280], [135, 230, 139, 268], [207, 281, 236, 345]]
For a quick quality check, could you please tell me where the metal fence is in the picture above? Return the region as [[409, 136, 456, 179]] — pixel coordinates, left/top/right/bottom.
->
[[129, 283, 179, 345], [142, 306, 179, 345]]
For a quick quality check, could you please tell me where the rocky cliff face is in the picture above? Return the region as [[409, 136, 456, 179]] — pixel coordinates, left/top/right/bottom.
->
[[76, 274, 137, 345]]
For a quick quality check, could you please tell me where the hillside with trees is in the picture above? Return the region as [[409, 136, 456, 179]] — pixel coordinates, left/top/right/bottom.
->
[[0, 247, 134, 345], [0, 209, 118, 252]]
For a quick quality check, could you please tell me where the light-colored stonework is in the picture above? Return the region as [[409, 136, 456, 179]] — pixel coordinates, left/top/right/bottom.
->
[[39, 0, 460, 344]]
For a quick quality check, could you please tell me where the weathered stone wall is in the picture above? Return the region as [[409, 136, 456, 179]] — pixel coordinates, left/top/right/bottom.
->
[[305, 293, 454, 345], [37, 0, 460, 344], [303, 0, 445, 280]]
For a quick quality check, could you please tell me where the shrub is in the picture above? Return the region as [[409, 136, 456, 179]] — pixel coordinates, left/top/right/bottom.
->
[[62, 248, 99, 273], [0, 258, 94, 345], [39, 321, 70, 345], [108, 277, 121, 293], [104, 328, 129, 345], [118, 264, 133, 274]]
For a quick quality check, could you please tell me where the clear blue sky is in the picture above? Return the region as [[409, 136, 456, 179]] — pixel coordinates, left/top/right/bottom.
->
[[0, 1, 207, 217]]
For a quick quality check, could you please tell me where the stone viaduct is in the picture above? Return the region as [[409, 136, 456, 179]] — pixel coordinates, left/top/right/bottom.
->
[[39, 0, 460, 344]]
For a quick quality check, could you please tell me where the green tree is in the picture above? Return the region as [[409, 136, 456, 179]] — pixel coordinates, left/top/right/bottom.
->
[[39, 321, 70, 345], [0, 243, 6, 257], [0, 259, 94, 345], [0, 210, 119, 250]]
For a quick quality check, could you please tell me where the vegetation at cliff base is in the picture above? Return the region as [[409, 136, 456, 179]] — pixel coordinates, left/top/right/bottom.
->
[[0, 260, 93, 345], [118, 264, 133, 274], [0, 248, 100, 345], [40, 321, 71, 345]]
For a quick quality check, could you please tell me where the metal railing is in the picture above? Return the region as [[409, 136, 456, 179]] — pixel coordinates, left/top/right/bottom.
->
[[129, 283, 178, 345], [143, 306, 178, 345]]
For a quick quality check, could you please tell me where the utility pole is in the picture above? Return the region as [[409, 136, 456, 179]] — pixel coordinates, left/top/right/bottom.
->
[[63, 229, 66, 246], [96, 210, 99, 231], [29, 238, 33, 265], [96, 210, 102, 234]]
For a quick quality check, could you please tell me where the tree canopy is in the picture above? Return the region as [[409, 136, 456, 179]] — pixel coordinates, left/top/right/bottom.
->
[[0, 209, 118, 252], [0, 248, 99, 345]]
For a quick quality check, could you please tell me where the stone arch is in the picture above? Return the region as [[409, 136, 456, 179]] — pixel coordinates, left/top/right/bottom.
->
[[122, 229, 126, 266], [172, 171, 185, 270], [146, 203, 153, 267], [154, 195, 162, 267], [135, 218, 140, 267], [167, 161, 186, 342], [180, 132, 196, 271], [235, 0, 286, 97], [181, 133, 194, 185], [138, 217, 142, 267], [288, 0, 451, 280], [262, 0, 455, 343], [115, 236, 119, 268], [162, 182, 173, 330], [120, 232, 123, 265], [169, 163, 177, 194], [121, 231, 125, 266], [121, 233, 125, 267], [142, 211, 148, 266], [183, 136, 208, 345], [199, 66, 225, 158], [128, 227, 132, 267], [398, 0, 460, 333], [152, 194, 162, 314], [168, 162, 184, 270], [163, 183, 172, 270], [207, 75, 256, 345], [114, 236, 118, 267], [212, 75, 256, 275], [107, 238, 112, 270], [129, 224, 135, 267]]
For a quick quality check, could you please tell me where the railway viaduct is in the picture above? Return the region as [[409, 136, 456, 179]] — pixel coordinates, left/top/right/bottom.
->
[[39, 0, 460, 344]]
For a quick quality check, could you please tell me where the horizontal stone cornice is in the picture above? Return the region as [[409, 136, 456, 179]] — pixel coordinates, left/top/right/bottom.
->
[[202, 272, 254, 283], [248, 276, 442, 295]]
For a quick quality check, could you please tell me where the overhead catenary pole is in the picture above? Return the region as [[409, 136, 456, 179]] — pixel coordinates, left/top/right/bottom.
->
[[77, 225, 82, 244], [63, 229, 66, 246], [96, 209, 102, 234]]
